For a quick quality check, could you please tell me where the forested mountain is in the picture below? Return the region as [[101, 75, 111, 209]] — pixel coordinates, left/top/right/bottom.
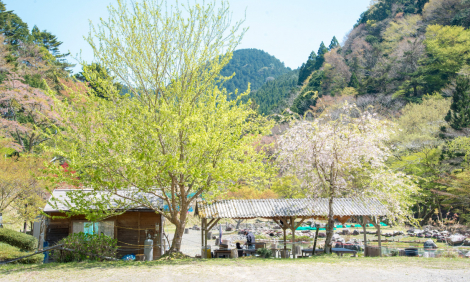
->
[[244, 69, 299, 115], [220, 48, 291, 100], [291, 0, 470, 118]]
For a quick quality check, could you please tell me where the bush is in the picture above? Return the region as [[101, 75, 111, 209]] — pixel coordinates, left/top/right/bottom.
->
[[52, 232, 117, 262], [256, 248, 272, 258], [0, 242, 43, 264], [0, 228, 37, 251]]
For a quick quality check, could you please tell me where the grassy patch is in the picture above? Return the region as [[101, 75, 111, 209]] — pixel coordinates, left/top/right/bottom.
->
[[0, 242, 43, 264], [1, 254, 469, 274]]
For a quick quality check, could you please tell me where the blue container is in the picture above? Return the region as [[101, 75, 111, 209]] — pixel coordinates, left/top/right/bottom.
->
[[404, 248, 418, 257], [43, 241, 49, 263]]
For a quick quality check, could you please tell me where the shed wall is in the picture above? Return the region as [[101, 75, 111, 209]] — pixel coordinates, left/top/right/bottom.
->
[[45, 211, 162, 259]]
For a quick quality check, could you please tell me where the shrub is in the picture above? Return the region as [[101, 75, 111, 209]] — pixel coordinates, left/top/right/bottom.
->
[[52, 232, 117, 263], [0, 242, 43, 264], [0, 228, 37, 251], [256, 248, 272, 258]]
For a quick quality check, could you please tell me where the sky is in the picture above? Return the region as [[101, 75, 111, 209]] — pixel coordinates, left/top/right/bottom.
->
[[5, 0, 371, 74]]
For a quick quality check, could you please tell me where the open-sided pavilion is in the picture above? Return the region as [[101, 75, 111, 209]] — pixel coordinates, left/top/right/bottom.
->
[[195, 198, 388, 258]]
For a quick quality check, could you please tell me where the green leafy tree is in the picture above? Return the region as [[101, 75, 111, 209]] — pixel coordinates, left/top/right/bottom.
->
[[46, 0, 273, 252], [423, 25, 470, 93], [74, 63, 123, 98], [271, 175, 307, 199]]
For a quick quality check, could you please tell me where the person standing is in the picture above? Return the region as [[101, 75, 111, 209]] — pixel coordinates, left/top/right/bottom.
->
[[245, 231, 256, 249]]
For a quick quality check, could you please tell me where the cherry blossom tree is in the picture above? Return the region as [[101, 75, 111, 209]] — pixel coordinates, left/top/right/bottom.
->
[[277, 103, 417, 253], [0, 74, 60, 153]]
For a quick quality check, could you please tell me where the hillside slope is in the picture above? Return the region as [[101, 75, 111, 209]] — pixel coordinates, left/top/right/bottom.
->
[[291, 0, 470, 117], [220, 49, 291, 100]]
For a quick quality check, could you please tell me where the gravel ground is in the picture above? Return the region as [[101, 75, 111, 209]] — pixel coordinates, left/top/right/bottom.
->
[[167, 229, 243, 257], [1, 260, 469, 282]]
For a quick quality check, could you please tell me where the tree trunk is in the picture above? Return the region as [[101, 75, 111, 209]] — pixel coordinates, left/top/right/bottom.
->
[[23, 221, 27, 233], [419, 208, 434, 226], [324, 197, 335, 254], [169, 207, 188, 252], [235, 219, 243, 230]]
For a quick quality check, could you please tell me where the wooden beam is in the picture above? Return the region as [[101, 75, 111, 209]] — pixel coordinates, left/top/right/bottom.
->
[[364, 215, 378, 228], [272, 218, 283, 229], [334, 216, 351, 225], [207, 218, 220, 232], [207, 219, 217, 230], [294, 217, 306, 229]]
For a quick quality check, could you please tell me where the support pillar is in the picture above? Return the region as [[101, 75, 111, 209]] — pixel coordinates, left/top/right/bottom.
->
[[362, 216, 368, 256], [313, 222, 319, 256], [290, 217, 296, 259], [376, 217, 382, 257]]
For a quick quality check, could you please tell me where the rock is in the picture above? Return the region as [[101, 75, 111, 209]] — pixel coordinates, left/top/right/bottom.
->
[[318, 232, 326, 238], [423, 239, 437, 249], [342, 229, 350, 235], [353, 230, 360, 235]]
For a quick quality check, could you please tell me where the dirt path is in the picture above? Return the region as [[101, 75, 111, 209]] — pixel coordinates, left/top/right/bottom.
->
[[2, 260, 469, 282]]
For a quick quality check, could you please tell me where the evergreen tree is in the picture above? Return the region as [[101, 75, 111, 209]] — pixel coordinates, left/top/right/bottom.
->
[[31, 25, 62, 56], [445, 77, 470, 130], [314, 41, 328, 69], [0, 0, 29, 45], [298, 51, 316, 85], [348, 72, 359, 88], [328, 36, 339, 50]]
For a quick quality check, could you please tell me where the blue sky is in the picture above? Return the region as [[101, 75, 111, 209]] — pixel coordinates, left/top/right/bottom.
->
[[6, 0, 370, 73]]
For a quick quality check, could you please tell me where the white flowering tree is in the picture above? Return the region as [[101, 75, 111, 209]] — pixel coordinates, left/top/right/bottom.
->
[[277, 103, 418, 252]]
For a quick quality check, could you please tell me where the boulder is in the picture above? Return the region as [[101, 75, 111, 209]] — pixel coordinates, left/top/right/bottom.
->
[[423, 239, 437, 249], [318, 232, 326, 238], [353, 230, 360, 235]]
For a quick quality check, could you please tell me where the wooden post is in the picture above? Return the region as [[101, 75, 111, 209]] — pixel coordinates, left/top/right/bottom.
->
[[278, 218, 288, 258], [204, 219, 208, 251], [362, 216, 368, 257], [201, 218, 204, 252], [313, 223, 319, 256], [376, 217, 382, 257], [138, 212, 141, 255], [291, 217, 296, 259]]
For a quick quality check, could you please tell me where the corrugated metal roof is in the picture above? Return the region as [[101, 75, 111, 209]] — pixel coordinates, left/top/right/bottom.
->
[[195, 198, 387, 219], [44, 189, 163, 213]]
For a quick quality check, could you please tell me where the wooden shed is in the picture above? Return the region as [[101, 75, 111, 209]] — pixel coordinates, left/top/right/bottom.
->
[[43, 189, 164, 260]]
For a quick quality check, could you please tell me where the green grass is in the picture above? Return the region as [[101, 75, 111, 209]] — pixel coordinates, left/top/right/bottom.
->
[[1, 255, 469, 274], [0, 242, 43, 264]]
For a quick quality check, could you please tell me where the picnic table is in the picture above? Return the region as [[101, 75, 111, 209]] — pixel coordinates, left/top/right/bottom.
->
[[301, 248, 357, 257]]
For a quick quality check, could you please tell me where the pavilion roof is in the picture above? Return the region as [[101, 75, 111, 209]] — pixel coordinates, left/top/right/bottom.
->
[[195, 198, 387, 219]]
